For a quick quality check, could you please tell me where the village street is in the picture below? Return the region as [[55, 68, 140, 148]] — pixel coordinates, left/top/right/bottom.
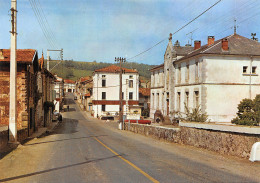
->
[[0, 94, 259, 183]]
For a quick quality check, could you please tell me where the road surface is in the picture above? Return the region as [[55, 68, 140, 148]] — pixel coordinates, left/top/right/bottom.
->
[[0, 93, 259, 183]]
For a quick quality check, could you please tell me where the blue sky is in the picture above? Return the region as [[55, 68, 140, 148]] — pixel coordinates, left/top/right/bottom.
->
[[0, 0, 260, 65]]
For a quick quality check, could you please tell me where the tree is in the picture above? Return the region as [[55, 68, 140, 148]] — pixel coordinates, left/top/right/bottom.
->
[[231, 96, 260, 126]]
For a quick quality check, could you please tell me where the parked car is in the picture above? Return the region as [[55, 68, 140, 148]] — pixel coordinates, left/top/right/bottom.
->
[[53, 111, 62, 121]]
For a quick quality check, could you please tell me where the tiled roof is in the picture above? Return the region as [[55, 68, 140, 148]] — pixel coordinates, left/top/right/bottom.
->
[[79, 76, 92, 83], [0, 49, 36, 64], [139, 88, 150, 96], [64, 79, 75, 84], [177, 34, 260, 62], [174, 46, 194, 56], [94, 65, 138, 73], [84, 93, 91, 97]]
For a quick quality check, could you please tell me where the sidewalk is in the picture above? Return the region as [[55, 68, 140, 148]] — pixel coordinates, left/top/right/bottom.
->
[[0, 121, 60, 159]]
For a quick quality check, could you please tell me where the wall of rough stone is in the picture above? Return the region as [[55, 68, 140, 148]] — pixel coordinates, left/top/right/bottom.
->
[[124, 123, 260, 158], [0, 64, 28, 129]]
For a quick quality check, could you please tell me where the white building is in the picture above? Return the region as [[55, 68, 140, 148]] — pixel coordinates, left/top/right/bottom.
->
[[150, 34, 193, 119], [64, 79, 75, 93], [92, 65, 139, 118], [53, 75, 64, 112], [151, 33, 260, 123]]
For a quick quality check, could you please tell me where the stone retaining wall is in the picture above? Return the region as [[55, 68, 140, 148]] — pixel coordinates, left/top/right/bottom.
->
[[124, 123, 260, 158]]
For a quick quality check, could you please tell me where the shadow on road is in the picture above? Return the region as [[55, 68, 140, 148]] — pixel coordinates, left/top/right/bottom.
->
[[0, 155, 123, 182], [24, 135, 108, 146]]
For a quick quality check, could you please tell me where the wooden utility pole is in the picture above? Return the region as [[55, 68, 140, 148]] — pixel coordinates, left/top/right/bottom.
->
[[115, 57, 126, 130], [9, 0, 17, 143]]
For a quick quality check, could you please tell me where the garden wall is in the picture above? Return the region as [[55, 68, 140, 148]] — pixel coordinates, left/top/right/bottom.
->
[[124, 123, 260, 158]]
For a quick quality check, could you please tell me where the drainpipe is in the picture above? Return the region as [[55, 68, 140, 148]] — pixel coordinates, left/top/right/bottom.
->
[[249, 56, 253, 99]]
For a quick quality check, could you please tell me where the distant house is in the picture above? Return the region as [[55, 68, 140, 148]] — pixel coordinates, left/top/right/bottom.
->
[[76, 76, 93, 110], [0, 49, 39, 135], [53, 75, 64, 112], [139, 88, 150, 115], [92, 65, 139, 118], [64, 79, 75, 93]]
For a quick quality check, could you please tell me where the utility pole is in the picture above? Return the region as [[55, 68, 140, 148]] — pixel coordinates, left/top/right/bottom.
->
[[115, 57, 126, 130], [47, 49, 63, 71], [9, 0, 17, 143]]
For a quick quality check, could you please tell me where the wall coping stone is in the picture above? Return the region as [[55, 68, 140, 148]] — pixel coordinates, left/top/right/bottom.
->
[[179, 121, 260, 135], [128, 123, 180, 131]]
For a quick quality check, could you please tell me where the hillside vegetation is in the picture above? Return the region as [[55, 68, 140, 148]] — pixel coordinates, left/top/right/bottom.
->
[[47, 60, 156, 81]]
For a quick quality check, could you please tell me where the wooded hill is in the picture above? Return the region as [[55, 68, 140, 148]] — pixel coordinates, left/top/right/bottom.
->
[[47, 60, 156, 81]]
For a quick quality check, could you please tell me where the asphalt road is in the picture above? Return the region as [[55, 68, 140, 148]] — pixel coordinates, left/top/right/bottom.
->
[[0, 93, 259, 183]]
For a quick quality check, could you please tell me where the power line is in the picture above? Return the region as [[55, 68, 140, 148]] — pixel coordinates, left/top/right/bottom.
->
[[126, 0, 222, 61]]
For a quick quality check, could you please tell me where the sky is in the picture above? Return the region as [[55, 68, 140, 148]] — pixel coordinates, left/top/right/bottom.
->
[[0, 0, 260, 65]]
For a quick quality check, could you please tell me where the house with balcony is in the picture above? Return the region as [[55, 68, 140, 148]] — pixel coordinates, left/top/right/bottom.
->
[[92, 65, 139, 118]]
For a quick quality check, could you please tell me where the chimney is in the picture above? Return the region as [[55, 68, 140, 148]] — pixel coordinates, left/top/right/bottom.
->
[[0, 49, 4, 59], [222, 38, 229, 51], [208, 36, 215, 46], [194, 40, 201, 50]]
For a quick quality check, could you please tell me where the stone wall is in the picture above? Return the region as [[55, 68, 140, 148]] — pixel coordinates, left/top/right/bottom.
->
[[0, 64, 28, 129], [124, 123, 260, 158]]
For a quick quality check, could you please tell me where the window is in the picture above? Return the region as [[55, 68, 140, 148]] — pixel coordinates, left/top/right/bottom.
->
[[102, 105, 106, 111], [102, 75, 106, 78], [129, 75, 133, 79], [102, 79, 106, 87], [122, 92, 124, 99], [186, 64, 189, 82], [194, 91, 199, 108], [252, 66, 257, 74], [178, 65, 181, 83], [129, 92, 133, 100], [102, 92, 106, 100], [243, 66, 248, 74], [195, 61, 199, 79], [177, 92, 181, 111], [129, 80, 133, 88], [185, 92, 189, 107]]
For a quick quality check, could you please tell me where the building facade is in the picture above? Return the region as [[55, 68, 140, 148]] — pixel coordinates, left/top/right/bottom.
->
[[92, 65, 139, 118], [150, 34, 193, 119], [0, 49, 39, 135], [151, 33, 260, 123]]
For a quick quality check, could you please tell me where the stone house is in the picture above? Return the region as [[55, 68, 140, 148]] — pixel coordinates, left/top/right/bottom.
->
[[76, 76, 93, 110], [0, 49, 39, 135], [92, 65, 139, 118], [37, 54, 55, 127], [150, 35, 193, 119]]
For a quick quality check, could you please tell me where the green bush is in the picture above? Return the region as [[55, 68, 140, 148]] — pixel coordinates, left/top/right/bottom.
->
[[231, 95, 260, 126], [184, 103, 208, 122]]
